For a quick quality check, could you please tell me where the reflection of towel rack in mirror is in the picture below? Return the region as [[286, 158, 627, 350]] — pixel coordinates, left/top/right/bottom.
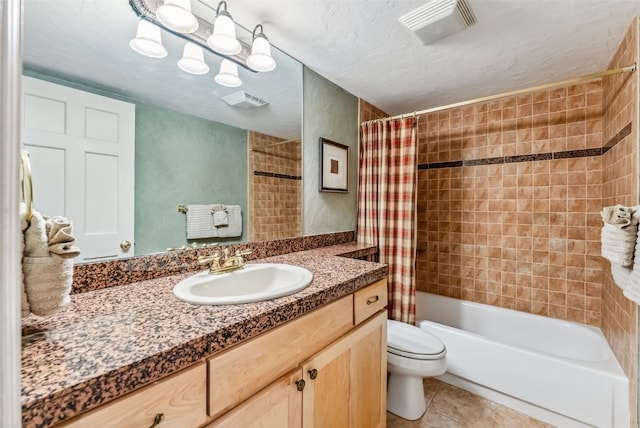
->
[[21, 150, 33, 222]]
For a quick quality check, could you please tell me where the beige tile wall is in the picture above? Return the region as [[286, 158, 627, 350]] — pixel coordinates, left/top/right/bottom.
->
[[416, 81, 604, 326], [248, 131, 301, 241], [601, 18, 639, 426], [359, 20, 639, 426], [359, 99, 389, 123]]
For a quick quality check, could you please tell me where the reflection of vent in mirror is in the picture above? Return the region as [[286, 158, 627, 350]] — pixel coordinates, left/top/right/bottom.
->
[[222, 91, 269, 109]]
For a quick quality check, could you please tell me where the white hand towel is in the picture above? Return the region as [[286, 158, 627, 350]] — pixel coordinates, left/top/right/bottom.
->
[[624, 224, 640, 304], [211, 204, 229, 227], [46, 216, 81, 259], [601, 205, 640, 267], [602, 205, 633, 227], [186, 204, 218, 239], [611, 263, 632, 290], [216, 205, 242, 238], [24, 210, 49, 257]]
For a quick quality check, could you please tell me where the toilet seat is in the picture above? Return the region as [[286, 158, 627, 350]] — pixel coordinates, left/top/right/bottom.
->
[[387, 319, 446, 360]]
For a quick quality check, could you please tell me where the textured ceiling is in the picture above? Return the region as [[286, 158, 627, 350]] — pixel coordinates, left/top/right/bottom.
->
[[228, 0, 640, 116], [24, 0, 640, 123]]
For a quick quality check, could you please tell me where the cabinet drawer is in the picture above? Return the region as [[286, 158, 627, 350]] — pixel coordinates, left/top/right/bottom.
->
[[57, 361, 206, 428], [353, 279, 387, 325], [208, 295, 353, 420]]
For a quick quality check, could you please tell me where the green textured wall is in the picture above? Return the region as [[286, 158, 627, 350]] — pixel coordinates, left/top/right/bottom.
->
[[135, 105, 247, 255], [302, 67, 358, 235]]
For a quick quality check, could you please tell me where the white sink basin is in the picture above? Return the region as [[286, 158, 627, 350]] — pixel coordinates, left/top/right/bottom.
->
[[172, 263, 313, 305]]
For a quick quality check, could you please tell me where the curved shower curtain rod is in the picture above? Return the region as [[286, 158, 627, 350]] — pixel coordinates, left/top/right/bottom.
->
[[366, 63, 637, 123]]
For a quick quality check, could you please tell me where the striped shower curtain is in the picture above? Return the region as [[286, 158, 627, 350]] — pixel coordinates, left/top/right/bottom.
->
[[357, 117, 418, 324]]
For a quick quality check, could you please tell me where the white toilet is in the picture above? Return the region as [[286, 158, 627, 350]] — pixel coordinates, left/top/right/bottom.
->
[[386, 319, 447, 420]]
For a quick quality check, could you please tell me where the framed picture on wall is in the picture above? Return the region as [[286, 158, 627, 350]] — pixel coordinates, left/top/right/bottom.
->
[[320, 138, 349, 192]]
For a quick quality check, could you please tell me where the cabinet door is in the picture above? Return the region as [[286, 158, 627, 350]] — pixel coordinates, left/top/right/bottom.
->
[[206, 369, 303, 428], [207, 296, 352, 420], [302, 312, 386, 428]]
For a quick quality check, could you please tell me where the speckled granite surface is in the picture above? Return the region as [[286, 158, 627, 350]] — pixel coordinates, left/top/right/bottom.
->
[[71, 231, 356, 294], [21, 242, 385, 428]]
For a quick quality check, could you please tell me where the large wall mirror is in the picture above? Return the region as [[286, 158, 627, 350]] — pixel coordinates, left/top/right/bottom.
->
[[22, 0, 303, 261]]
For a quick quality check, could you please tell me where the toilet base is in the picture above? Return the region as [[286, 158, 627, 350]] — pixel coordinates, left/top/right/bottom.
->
[[386, 372, 427, 420]]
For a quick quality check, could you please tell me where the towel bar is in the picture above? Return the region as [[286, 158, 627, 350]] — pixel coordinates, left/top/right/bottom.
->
[[177, 204, 187, 213]]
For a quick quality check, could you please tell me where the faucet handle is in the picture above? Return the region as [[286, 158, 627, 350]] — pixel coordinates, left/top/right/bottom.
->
[[235, 249, 252, 256], [198, 254, 219, 265]]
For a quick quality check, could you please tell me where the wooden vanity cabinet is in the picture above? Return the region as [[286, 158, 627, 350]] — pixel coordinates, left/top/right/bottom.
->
[[206, 279, 388, 428], [52, 278, 387, 428], [56, 361, 207, 428]]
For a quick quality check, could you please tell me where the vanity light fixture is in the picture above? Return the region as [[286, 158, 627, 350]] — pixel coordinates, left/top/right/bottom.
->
[[207, 1, 242, 55], [178, 42, 210, 75], [129, 20, 168, 59], [129, 0, 277, 86], [246, 24, 276, 72], [156, 0, 198, 34], [215, 59, 242, 87]]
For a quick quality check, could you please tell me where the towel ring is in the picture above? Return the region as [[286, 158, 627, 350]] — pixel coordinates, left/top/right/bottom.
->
[[20, 150, 33, 222]]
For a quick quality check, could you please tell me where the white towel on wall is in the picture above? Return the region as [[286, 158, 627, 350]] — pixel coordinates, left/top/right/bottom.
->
[[623, 224, 640, 304], [186, 204, 218, 239], [216, 205, 242, 238], [601, 205, 640, 267]]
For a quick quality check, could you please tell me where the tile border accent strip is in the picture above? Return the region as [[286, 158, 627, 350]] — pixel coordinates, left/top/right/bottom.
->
[[254, 170, 302, 180], [418, 122, 632, 170]]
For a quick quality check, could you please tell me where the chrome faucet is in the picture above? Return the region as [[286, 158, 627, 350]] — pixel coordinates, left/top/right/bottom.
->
[[198, 248, 253, 275]]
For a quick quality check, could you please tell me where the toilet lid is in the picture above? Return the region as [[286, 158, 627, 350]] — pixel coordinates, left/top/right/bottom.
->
[[387, 319, 446, 360]]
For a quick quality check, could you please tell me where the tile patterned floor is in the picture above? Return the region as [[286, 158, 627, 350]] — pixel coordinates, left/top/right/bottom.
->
[[386, 378, 555, 428]]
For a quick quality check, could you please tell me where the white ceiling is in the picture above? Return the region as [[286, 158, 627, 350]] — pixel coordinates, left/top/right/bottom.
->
[[229, 0, 640, 116], [24, 0, 640, 124]]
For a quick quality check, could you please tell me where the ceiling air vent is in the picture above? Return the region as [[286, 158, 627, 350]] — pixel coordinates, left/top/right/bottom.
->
[[222, 91, 269, 109], [399, 0, 476, 45]]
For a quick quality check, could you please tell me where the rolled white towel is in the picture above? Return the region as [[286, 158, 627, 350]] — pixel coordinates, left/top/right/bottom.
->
[[601, 205, 640, 267], [610, 263, 632, 290], [623, 274, 640, 304], [624, 225, 640, 303], [24, 210, 49, 257], [45, 216, 81, 259], [601, 205, 636, 227], [22, 255, 73, 316], [211, 204, 229, 227]]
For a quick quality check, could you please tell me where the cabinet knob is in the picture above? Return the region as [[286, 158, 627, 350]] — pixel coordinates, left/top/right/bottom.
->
[[147, 413, 164, 428], [120, 240, 132, 251], [295, 379, 306, 391], [308, 368, 318, 379]]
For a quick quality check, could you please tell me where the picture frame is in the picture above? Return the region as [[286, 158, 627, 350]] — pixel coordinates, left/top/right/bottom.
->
[[320, 137, 349, 192]]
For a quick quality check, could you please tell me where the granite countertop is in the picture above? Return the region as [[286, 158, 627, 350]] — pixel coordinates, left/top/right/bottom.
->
[[21, 243, 386, 428]]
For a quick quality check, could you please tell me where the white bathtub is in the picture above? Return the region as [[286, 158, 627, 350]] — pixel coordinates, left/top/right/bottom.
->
[[416, 292, 629, 428]]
